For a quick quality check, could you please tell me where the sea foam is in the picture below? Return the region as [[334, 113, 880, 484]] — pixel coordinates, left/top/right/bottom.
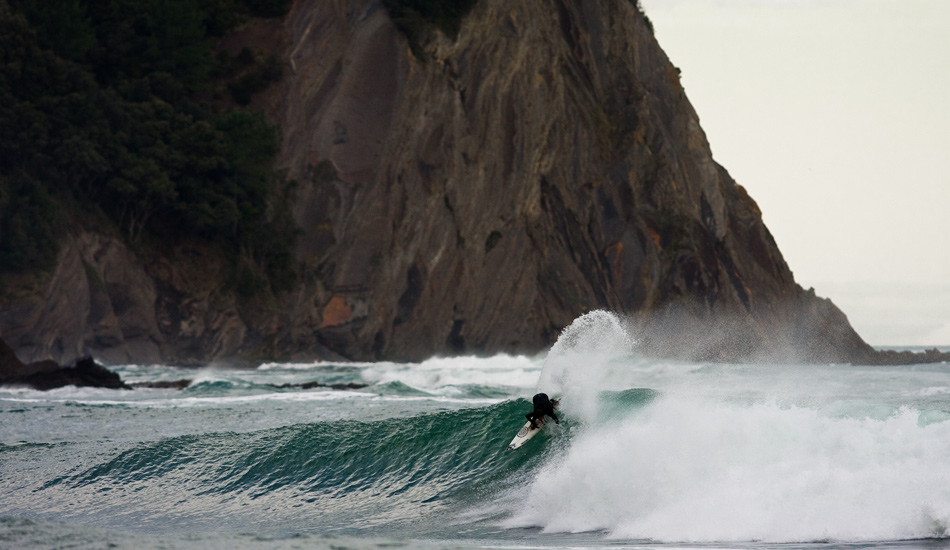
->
[[503, 311, 950, 542], [505, 395, 950, 542]]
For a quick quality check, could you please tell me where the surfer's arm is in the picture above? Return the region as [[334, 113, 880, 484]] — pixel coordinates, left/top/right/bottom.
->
[[550, 411, 559, 424]]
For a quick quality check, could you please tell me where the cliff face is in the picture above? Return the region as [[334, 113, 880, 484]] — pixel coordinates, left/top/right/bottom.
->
[[267, 0, 872, 363], [0, 232, 252, 365], [0, 0, 876, 364]]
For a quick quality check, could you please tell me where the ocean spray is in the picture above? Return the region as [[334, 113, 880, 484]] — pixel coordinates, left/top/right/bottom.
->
[[504, 312, 950, 542]]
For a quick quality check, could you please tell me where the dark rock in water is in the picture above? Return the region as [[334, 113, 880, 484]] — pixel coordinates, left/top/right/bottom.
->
[[130, 379, 193, 389], [14, 356, 130, 391], [269, 381, 368, 391], [0, 336, 129, 390]]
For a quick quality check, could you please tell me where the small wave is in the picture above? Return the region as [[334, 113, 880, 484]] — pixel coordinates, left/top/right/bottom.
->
[[0, 441, 64, 454], [371, 381, 433, 397], [182, 379, 252, 394], [257, 361, 383, 371]]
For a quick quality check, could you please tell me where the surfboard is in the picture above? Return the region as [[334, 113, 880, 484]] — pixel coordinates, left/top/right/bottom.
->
[[507, 420, 542, 450], [506, 398, 559, 450]]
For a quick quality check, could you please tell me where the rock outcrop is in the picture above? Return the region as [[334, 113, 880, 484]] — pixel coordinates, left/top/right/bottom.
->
[[0, 336, 128, 390], [0, 0, 923, 365]]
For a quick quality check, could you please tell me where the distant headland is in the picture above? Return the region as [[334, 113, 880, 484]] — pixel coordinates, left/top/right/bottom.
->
[[0, 0, 944, 368]]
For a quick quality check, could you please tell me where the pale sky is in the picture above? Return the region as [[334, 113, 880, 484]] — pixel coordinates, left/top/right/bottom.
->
[[639, 0, 950, 345]]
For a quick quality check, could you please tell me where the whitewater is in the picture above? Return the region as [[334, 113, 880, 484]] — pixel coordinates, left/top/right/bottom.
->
[[3, 311, 950, 550]]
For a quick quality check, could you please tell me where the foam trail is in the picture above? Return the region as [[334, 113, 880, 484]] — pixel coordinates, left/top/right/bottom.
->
[[503, 395, 950, 542], [537, 310, 636, 424]]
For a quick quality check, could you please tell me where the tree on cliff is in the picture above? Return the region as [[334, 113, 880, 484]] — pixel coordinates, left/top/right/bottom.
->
[[0, 0, 295, 292]]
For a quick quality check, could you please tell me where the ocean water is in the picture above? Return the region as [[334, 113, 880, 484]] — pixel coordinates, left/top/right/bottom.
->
[[3, 311, 950, 550]]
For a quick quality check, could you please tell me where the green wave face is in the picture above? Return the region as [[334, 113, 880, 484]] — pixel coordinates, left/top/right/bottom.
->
[[26, 399, 591, 534], [23, 388, 665, 535]]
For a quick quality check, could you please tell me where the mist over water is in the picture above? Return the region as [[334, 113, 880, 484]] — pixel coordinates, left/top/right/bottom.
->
[[3, 311, 950, 549], [814, 282, 950, 347]]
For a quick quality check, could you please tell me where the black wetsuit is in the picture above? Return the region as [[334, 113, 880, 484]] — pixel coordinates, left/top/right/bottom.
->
[[525, 392, 559, 429]]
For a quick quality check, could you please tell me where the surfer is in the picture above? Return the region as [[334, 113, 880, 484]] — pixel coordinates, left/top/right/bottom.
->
[[525, 392, 559, 429]]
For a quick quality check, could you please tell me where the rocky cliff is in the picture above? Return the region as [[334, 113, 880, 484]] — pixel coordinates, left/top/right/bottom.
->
[[0, 0, 882, 365]]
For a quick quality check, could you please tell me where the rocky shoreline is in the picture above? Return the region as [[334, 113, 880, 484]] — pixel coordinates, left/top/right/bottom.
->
[[0, 335, 374, 391]]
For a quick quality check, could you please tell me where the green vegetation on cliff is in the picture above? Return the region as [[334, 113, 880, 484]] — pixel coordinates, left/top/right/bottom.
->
[[0, 0, 295, 292]]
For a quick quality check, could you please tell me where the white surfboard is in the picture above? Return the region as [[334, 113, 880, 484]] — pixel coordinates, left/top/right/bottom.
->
[[507, 420, 542, 450], [506, 398, 559, 450]]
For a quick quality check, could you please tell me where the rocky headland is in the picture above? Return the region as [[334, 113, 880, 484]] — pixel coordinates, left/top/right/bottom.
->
[[0, 0, 944, 367]]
